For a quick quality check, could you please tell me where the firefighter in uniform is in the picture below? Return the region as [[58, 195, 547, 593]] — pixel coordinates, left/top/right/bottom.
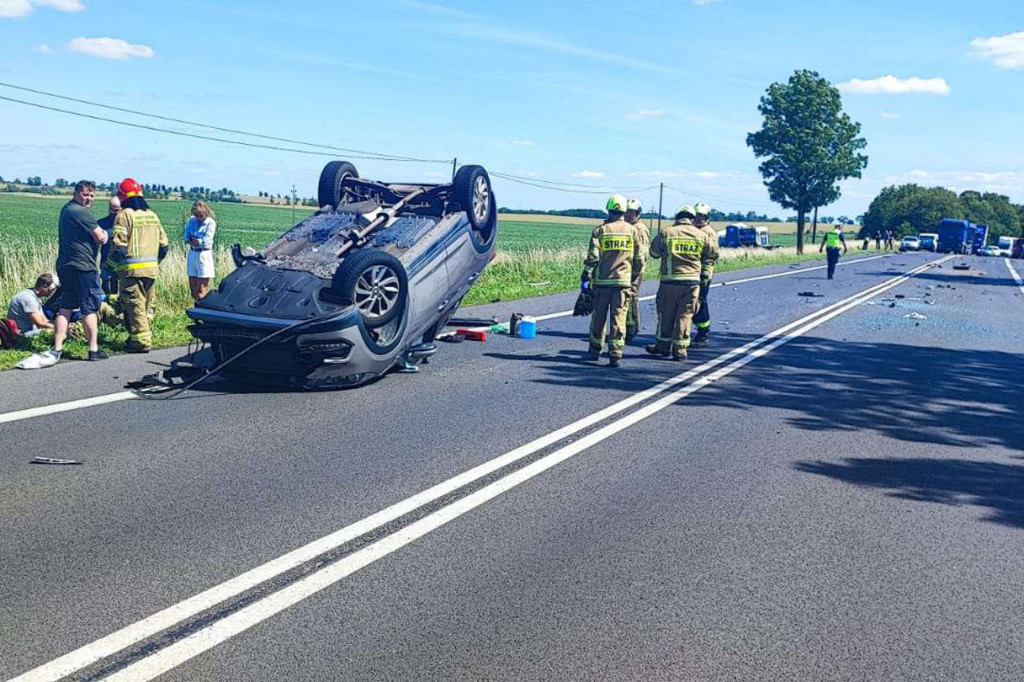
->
[[624, 198, 649, 342], [582, 195, 643, 367], [646, 205, 713, 361], [109, 179, 168, 353], [690, 202, 720, 347]]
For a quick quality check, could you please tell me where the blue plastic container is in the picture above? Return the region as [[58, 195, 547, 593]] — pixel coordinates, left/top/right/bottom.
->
[[518, 316, 537, 339]]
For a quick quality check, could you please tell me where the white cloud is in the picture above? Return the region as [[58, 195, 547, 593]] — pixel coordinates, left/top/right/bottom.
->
[[33, 0, 84, 10], [33, 43, 52, 53], [67, 37, 155, 60], [625, 108, 666, 120], [575, 170, 605, 179], [0, 0, 84, 17], [837, 75, 950, 96], [0, 0, 32, 18], [510, 139, 535, 147], [970, 30, 1024, 70], [881, 112, 900, 119]]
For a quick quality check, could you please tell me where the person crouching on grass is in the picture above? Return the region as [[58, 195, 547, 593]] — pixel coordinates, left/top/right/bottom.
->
[[183, 200, 217, 300]]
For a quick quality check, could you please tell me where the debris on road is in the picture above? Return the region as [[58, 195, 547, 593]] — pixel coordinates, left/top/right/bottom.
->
[[904, 312, 928, 320], [31, 457, 83, 466], [798, 291, 824, 297], [457, 329, 487, 342], [437, 332, 465, 343], [895, 294, 905, 299], [448, 316, 499, 327], [953, 263, 971, 270]]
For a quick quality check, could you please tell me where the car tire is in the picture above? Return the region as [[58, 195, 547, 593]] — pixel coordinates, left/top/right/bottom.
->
[[318, 161, 359, 209], [453, 165, 495, 234], [329, 249, 407, 328]]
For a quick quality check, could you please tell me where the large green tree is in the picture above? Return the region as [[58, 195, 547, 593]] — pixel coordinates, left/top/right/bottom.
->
[[747, 70, 868, 253], [861, 184, 1023, 238]]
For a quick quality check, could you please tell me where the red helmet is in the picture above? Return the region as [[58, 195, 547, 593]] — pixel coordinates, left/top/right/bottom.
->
[[117, 178, 143, 201]]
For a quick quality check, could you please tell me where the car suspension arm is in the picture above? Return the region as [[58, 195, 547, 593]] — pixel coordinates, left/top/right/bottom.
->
[[336, 188, 426, 257]]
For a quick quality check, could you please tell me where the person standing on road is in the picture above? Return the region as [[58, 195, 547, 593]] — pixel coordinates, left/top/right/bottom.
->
[[41, 180, 109, 366], [819, 224, 848, 279], [624, 198, 649, 342], [582, 195, 642, 367], [690, 202, 720, 348], [646, 205, 713, 361], [183, 200, 217, 300], [885, 229, 895, 251], [108, 179, 168, 353], [874, 231, 882, 250]]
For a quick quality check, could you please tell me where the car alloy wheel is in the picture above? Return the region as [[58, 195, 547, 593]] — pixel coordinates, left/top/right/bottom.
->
[[353, 264, 401, 320], [472, 175, 490, 224]]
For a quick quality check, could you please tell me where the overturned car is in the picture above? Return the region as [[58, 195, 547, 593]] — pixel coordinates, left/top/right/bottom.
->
[[187, 161, 497, 389]]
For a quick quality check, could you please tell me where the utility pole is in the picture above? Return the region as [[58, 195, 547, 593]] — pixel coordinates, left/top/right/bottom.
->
[[291, 184, 297, 225], [451, 157, 457, 181], [657, 182, 664, 232], [811, 205, 818, 244]]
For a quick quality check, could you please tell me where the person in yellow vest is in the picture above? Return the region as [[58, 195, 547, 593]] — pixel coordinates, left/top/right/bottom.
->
[[819, 224, 848, 279], [108, 178, 168, 353], [690, 202, 720, 347], [646, 205, 713, 361], [581, 195, 643, 367], [624, 197, 649, 342]]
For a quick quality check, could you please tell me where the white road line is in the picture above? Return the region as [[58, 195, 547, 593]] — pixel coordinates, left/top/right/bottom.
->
[[95, 254, 952, 682], [533, 253, 891, 322], [0, 391, 137, 425], [5, 255, 946, 682], [1005, 258, 1024, 297]]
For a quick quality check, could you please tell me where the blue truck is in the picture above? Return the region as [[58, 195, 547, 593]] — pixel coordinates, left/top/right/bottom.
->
[[936, 219, 989, 255], [718, 223, 770, 248]]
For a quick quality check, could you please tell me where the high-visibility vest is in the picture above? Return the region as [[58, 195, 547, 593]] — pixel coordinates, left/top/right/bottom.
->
[[826, 229, 843, 248]]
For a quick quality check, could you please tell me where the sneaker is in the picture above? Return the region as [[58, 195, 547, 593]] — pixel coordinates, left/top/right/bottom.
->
[[608, 357, 621, 368], [87, 349, 109, 361], [645, 344, 669, 357]]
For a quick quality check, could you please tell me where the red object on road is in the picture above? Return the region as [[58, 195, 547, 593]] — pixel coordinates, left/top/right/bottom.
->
[[456, 329, 487, 342]]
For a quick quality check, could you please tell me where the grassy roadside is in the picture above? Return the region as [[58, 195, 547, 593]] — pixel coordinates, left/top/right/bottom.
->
[[0, 243, 859, 370]]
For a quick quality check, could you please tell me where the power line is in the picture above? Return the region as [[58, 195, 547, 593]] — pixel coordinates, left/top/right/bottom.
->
[[492, 172, 659, 196], [0, 81, 445, 163], [0, 94, 448, 163], [492, 170, 657, 192]]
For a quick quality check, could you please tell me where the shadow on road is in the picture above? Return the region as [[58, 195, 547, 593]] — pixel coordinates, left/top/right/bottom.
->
[[794, 457, 1024, 528], [495, 330, 1024, 453]]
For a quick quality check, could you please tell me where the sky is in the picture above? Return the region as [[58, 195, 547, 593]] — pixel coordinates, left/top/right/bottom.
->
[[0, 0, 1021, 218]]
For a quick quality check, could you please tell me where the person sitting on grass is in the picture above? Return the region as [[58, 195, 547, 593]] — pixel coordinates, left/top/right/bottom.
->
[[6, 273, 57, 338]]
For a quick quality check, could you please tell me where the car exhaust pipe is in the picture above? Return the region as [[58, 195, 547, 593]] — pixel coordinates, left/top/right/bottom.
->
[[336, 188, 427, 258]]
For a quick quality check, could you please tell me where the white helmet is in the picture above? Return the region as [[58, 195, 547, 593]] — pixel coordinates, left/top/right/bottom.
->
[[695, 202, 712, 216], [626, 198, 642, 212]]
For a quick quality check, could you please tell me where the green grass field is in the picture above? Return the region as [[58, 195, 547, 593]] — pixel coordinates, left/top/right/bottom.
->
[[0, 194, 839, 369]]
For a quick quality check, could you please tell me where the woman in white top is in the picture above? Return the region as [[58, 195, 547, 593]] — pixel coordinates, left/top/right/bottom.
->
[[183, 200, 217, 300]]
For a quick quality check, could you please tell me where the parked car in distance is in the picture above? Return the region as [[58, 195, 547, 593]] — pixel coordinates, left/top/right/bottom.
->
[[997, 236, 1018, 257], [900, 236, 920, 252], [918, 233, 938, 251], [979, 245, 1002, 257]]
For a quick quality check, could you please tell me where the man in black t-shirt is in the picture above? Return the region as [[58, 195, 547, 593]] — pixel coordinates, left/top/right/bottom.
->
[[46, 180, 110, 364]]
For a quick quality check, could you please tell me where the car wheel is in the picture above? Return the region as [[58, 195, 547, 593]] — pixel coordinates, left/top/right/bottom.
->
[[330, 249, 407, 328], [318, 161, 359, 209], [453, 165, 494, 233]]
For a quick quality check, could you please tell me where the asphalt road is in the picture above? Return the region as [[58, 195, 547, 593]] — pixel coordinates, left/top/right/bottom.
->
[[3, 252, 1024, 681]]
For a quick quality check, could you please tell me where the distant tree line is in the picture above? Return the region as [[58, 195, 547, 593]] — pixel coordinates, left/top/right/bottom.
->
[[859, 184, 1024, 239], [498, 207, 787, 222]]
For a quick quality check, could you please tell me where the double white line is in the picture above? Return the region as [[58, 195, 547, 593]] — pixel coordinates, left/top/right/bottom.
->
[[8, 254, 940, 682]]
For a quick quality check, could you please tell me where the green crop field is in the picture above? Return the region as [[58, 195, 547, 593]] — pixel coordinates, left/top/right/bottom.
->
[[0, 193, 841, 368]]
